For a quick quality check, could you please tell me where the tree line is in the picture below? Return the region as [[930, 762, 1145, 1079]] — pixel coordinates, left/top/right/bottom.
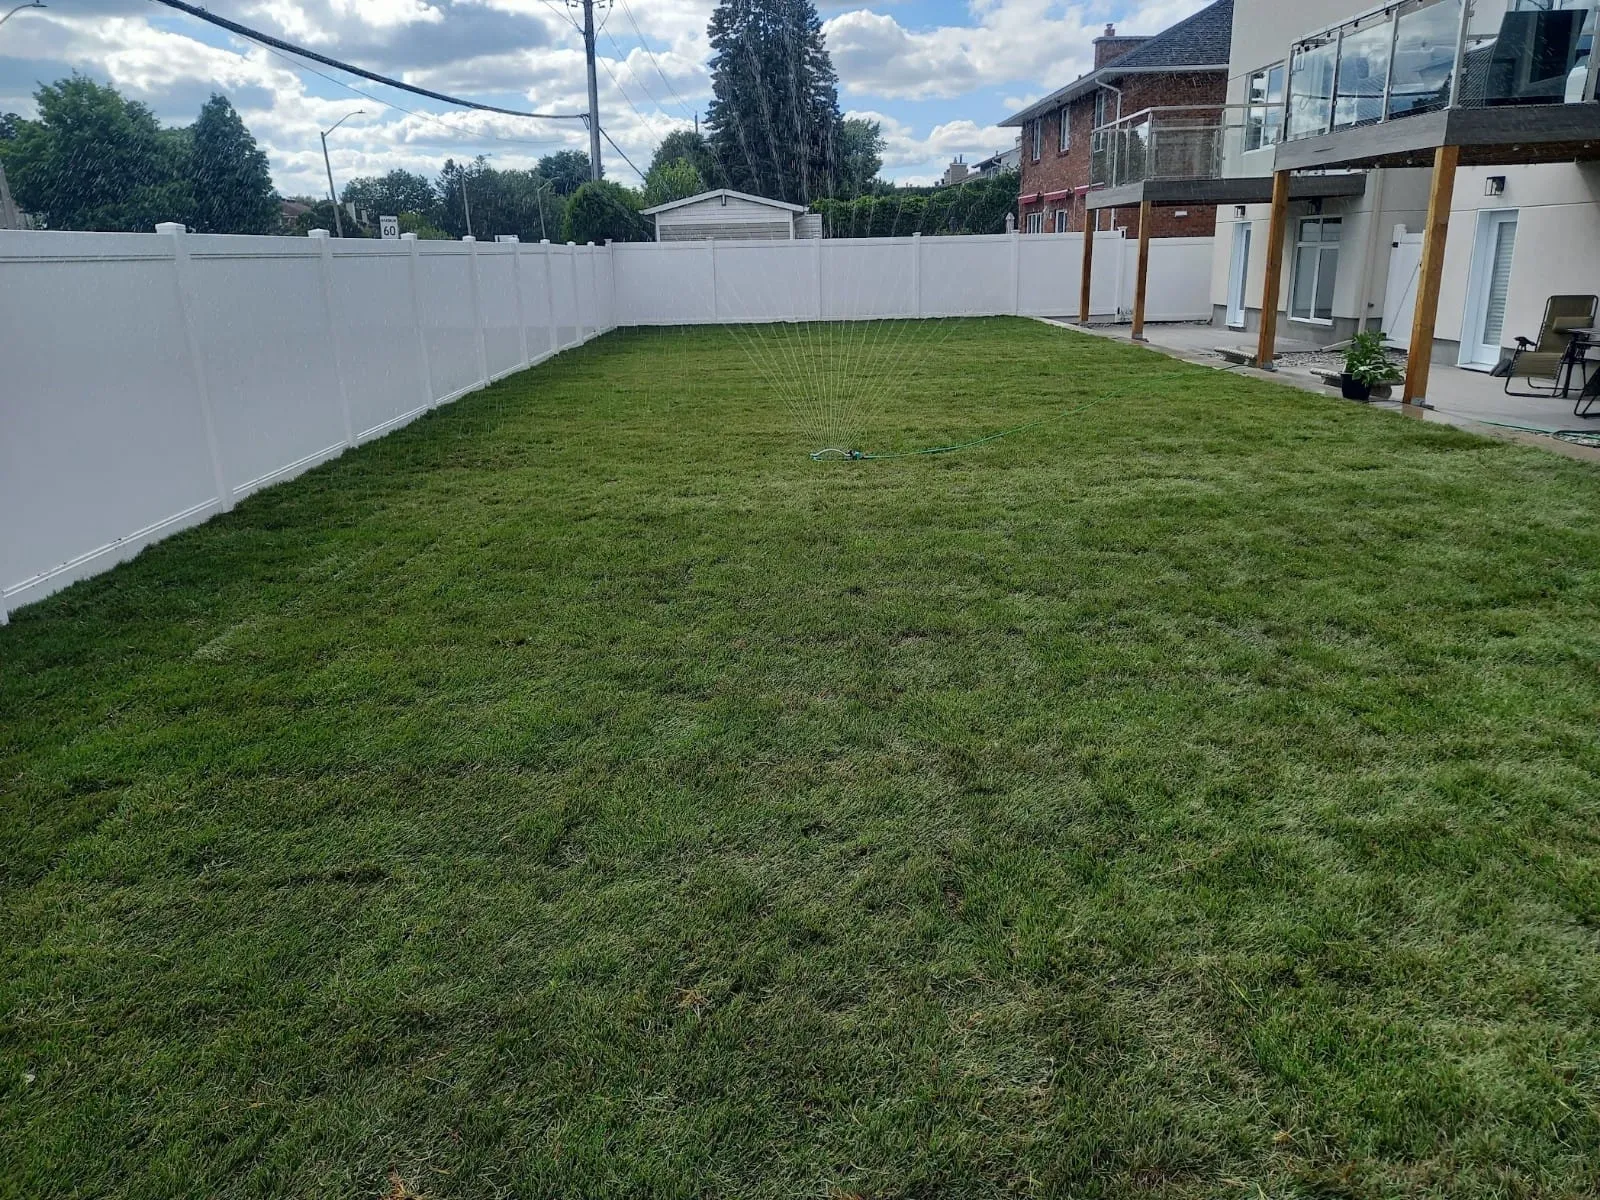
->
[[0, 0, 1012, 241]]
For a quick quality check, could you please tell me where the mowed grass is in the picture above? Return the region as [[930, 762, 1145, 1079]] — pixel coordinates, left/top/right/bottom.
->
[[3, 319, 1599, 1199]]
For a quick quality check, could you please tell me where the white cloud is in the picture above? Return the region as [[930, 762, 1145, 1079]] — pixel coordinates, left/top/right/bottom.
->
[[823, 0, 1212, 101]]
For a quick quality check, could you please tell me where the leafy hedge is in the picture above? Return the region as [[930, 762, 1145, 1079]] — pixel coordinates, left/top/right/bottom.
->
[[813, 172, 1018, 238]]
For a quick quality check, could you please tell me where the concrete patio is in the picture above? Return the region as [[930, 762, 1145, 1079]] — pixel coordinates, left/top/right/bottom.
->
[[1048, 319, 1600, 465]]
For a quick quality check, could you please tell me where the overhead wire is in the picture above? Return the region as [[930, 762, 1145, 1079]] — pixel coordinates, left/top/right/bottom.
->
[[145, 0, 587, 120]]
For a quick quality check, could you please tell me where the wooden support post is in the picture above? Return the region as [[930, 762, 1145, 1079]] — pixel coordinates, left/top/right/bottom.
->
[[1078, 215, 1095, 325], [1403, 145, 1460, 405], [1256, 170, 1291, 369], [1131, 200, 1153, 341]]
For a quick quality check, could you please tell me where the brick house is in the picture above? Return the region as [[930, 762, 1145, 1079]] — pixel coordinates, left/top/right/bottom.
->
[[1000, 0, 1233, 238]]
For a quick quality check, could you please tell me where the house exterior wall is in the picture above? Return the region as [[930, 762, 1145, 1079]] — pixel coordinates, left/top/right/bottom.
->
[[1019, 69, 1228, 239], [1218, 0, 1600, 360]]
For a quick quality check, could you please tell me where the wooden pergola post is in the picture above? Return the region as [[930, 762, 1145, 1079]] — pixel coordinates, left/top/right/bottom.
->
[[1403, 145, 1461, 405], [1078, 215, 1095, 325], [1131, 199, 1153, 341], [1256, 170, 1291, 369]]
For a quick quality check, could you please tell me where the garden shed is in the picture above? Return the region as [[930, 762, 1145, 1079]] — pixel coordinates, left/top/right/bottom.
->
[[642, 189, 811, 241]]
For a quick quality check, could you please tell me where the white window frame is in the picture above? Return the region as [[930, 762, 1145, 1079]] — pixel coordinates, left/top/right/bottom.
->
[[1058, 107, 1070, 153], [1031, 119, 1042, 161], [1289, 215, 1341, 325], [1245, 63, 1286, 152], [1026, 210, 1044, 234], [1053, 208, 1070, 233]]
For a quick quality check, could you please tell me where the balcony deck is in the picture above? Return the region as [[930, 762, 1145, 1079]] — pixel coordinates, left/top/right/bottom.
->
[[1273, 101, 1600, 171], [1085, 171, 1368, 211]]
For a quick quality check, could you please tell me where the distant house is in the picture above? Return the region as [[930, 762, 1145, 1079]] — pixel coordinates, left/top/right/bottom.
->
[[1000, 0, 1233, 238], [941, 157, 971, 186], [641, 189, 811, 241], [972, 143, 1022, 178]]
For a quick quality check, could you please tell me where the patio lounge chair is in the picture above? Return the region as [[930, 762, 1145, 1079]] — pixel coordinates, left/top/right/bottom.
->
[[1493, 294, 1598, 398]]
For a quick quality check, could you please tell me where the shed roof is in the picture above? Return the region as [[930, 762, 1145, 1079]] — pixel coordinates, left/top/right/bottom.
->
[[641, 188, 809, 216]]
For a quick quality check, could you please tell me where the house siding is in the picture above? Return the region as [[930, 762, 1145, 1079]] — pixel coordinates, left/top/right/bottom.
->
[[1214, 0, 1600, 360]]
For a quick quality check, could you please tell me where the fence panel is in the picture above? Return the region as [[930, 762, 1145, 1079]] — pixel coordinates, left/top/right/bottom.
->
[[330, 245, 429, 441], [923, 234, 1019, 316], [186, 236, 347, 496], [822, 238, 917, 320], [476, 244, 524, 379], [0, 231, 219, 613], [416, 243, 481, 401]]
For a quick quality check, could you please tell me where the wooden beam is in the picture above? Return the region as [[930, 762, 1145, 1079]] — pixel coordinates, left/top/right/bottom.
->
[[1132, 200, 1153, 341], [1403, 144, 1461, 405], [1256, 170, 1291, 369], [1078, 214, 1095, 325]]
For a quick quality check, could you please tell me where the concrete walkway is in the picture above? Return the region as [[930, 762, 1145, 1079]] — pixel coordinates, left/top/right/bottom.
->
[[1042, 318, 1600, 466]]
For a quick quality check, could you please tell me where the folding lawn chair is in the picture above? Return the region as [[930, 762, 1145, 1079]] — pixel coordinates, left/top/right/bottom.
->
[[1492, 295, 1598, 398]]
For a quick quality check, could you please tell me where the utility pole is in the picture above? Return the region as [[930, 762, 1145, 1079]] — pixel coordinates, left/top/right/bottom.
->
[[461, 170, 473, 239], [580, 0, 603, 180]]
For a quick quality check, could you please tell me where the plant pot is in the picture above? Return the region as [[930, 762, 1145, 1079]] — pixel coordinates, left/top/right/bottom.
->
[[1340, 372, 1372, 402]]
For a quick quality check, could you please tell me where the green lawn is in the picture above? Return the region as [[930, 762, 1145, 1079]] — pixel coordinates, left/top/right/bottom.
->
[[4, 319, 1599, 1198]]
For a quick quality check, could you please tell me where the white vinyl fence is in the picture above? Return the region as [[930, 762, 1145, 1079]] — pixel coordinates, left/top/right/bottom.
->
[[612, 232, 1216, 326], [1, 227, 1213, 621], [1, 227, 614, 620]]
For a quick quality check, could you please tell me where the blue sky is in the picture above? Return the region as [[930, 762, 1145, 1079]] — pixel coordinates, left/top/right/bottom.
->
[[0, 0, 1209, 196]]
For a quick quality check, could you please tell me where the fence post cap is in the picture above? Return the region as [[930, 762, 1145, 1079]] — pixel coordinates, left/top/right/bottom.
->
[[307, 228, 331, 239], [400, 231, 418, 241], [461, 235, 476, 242], [540, 238, 551, 244], [154, 222, 186, 234]]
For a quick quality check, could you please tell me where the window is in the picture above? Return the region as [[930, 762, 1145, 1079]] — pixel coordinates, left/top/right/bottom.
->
[[1093, 89, 1118, 130], [1245, 64, 1286, 151], [1054, 208, 1070, 233], [1031, 119, 1041, 161], [1058, 107, 1071, 153], [1026, 211, 1044, 234], [1290, 216, 1341, 323]]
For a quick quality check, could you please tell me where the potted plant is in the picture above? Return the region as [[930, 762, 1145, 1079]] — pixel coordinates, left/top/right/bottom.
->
[[1341, 330, 1400, 401]]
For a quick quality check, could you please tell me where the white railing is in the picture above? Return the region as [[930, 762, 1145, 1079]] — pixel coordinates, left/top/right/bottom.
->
[[1, 226, 1217, 619], [1090, 105, 1248, 189]]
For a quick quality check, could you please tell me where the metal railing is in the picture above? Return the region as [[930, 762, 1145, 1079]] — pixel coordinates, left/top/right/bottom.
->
[[1285, 0, 1600, 142], [1090, 106, 1247, 188]]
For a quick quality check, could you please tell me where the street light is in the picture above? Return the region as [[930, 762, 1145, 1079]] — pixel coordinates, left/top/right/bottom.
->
[[319, 110, 363, 238], [0, 3, 47, 28]]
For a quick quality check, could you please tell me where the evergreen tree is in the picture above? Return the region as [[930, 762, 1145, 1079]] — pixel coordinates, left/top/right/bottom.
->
[[704, 0, 842, 204], [190, 94, 278, 234]]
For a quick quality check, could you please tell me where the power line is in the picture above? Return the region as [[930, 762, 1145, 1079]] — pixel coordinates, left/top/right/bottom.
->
[[146, 0, 587, 121], [598, 124, 645, 181], [616, 0, 694, 121], [255, 41, 574, 151]]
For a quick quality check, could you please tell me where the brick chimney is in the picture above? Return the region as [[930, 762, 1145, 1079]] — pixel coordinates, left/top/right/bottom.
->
[[1094, 23, 1150, 69]]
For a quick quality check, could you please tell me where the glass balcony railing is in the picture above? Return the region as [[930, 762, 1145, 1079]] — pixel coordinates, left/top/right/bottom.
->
[[1090, 106, 1244, 188], [1286, 0, 1599, 142]]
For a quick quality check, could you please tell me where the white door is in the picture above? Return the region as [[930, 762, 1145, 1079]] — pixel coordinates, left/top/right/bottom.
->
[[1460, 211, 1519, 366], [1226, 222, 1251, 328], [1382, 230, 1423, 341]]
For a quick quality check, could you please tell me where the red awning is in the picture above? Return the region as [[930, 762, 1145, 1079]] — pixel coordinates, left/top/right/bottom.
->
[[1042, 189, 1070, 202], [1018, 193, 1040, 205]]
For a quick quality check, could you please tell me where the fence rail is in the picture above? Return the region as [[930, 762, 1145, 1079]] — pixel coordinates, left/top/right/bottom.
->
[[2, 227, 1214, 620]]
